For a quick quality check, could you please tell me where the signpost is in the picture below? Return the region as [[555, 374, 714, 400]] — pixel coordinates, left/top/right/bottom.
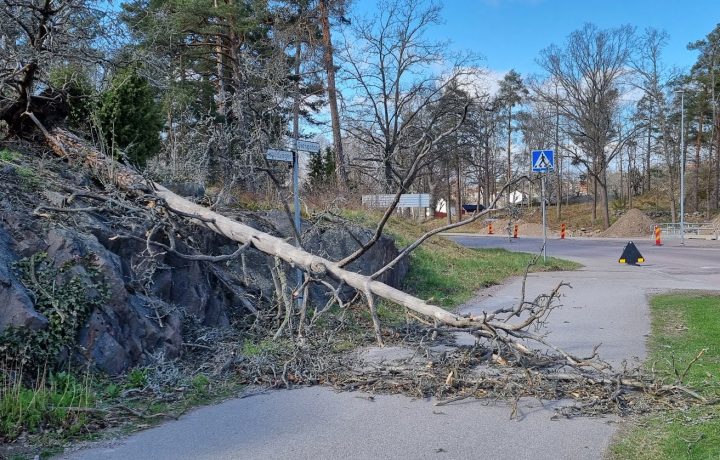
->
[[531, 150, 555, 262], [267, 140, 321, 304], [290, 139, 320, 262], [265, 148, 293, 163], [294, 139, 320, 154]]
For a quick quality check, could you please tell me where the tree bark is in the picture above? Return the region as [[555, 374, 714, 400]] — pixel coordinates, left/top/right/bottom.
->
[[318, 0, 348, 186], [506, 105, 512, 204], [694, 116, 702, 213], [646, 119, 652, 193], [446, 162, 452, 224], [456, 156, 463, 222]]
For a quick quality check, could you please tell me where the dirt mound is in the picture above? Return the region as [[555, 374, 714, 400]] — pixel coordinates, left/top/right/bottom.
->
[[600, 209, 656, 238]]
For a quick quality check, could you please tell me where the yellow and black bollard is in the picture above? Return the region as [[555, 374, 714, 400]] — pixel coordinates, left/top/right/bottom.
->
[[619, 241, 645, 265]]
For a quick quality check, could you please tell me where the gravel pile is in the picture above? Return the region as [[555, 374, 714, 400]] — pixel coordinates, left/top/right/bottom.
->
[[600, 209, 656, 238]]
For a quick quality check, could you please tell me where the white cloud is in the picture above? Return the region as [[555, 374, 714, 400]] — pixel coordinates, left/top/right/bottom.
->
[[453, 68, 510, 98]]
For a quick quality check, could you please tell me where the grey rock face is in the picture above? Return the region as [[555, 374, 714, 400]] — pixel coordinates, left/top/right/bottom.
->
[[45, 228, 182, 374], [164, 181, 205, 198], [0, 226, 47, 332], [301, 220, 408, 302]]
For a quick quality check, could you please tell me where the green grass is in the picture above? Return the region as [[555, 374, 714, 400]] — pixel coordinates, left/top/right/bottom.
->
[[405, 247, 578, 308], [342, 210, 580, 309], [0, 371, 95, 442], [0, 148, 17, 162], [609, 293, 720, 460]]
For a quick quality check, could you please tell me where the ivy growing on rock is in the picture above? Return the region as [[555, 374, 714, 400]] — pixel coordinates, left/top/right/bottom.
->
[[0, 253, 109, 371]]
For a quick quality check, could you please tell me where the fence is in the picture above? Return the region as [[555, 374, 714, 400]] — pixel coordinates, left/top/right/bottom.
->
[[361, 193, 430, 209], [657, 222, 719, 240]]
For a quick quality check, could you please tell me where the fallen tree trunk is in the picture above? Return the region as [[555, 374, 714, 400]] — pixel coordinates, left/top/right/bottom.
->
[[45, 128, 598, 367], [47, 128, 486, 328]]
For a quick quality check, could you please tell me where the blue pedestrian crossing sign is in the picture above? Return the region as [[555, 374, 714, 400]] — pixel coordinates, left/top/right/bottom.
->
[[531, 150, 554, 173]]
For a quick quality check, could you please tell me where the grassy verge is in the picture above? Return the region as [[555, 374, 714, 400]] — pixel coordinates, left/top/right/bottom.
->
[[344, 210, 580, 309], [609, 293, 720, 460], [404, 246, 577, 308], [0, 364, 244, 459], [0, 371, 94, 443]]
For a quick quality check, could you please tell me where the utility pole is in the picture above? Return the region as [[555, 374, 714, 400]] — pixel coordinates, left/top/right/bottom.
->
[[677, 89, 686, 246], [555, 83, 561, 219]]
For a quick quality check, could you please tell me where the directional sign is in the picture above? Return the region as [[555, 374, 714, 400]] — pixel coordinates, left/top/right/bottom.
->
[[266, 148, 293, 163], [293, 139, 320, 153], [531, 150, 554, 173]]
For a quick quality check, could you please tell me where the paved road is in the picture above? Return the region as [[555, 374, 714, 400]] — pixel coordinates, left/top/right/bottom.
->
[[447, 236, 720, 365], [60, 237, 720, 460]]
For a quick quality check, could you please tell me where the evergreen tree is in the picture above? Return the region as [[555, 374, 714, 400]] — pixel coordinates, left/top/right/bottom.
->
[[323, 147, 336, 186], [97, 67, 163, 166], [308, 148, 326, 188]]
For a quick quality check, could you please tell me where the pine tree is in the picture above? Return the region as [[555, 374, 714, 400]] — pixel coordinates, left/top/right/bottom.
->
[[97, 67, 163, 166]]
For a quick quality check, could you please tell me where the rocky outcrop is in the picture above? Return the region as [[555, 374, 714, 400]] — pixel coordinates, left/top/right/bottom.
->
[[0, 227, 47, 331], [0, 156, 407, 374], [301, 218, 408, 300], [45, 228, 183, 375]]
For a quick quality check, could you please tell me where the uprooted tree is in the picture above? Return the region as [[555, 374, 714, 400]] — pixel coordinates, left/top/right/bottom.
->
[[0, 1, 112, 135], [43, 127, 587, 363]]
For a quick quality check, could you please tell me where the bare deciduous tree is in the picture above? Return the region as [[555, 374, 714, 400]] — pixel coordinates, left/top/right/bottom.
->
[[0, 0, 109, 135], [537, 23, 637, 228], [340, 0, 479, 193]]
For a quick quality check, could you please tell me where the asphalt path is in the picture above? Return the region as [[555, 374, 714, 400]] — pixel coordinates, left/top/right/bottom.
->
[[59, 236, 720, 460]]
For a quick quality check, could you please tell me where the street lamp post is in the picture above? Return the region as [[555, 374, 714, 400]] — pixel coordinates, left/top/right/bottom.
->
[[677, 90, 685, 245]]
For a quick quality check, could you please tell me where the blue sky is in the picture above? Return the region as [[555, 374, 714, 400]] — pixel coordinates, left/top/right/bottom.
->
[[354, 0, 719, 78]]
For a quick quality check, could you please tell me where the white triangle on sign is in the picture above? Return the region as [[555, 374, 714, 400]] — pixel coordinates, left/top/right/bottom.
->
[[534, 151, 550, 169]]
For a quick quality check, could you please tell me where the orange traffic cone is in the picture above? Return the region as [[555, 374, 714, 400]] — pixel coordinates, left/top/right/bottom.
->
[[654, 226, 662, 246], [488, 222, 494, 235], [513, 224, 518, 239], [561, 223, 566, 239]]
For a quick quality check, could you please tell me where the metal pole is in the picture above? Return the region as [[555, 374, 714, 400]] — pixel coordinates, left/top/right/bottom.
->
[[292, 37, 304, 305], [542, 174, 547, 262], [680, 91, 685, 246], [293, 149, 303, 300]]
